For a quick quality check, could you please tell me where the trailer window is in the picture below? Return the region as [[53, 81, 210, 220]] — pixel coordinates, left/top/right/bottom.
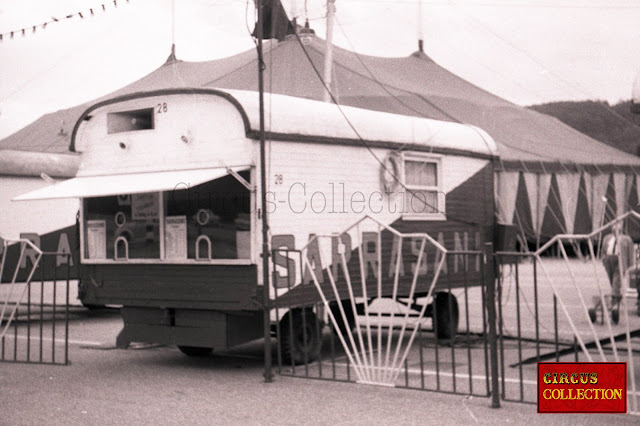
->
[[163, 171, 251, 260], [84, 194, 161, 260], [107, 108, 154, 134], [402, 155, 445, 220], [81, 171, 252, 263]]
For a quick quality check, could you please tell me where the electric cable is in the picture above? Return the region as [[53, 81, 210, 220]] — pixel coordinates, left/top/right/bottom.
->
[[291, 29, 483, 226]]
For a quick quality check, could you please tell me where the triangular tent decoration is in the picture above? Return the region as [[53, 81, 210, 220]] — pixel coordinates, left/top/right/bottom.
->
[[540, 175, 566, 238], [626, 174, 635, 212], [495, 171, 519, 225], [523, 172, 551, 237], [583, 173, 593, 214], [590, 174, 610, 232], [572, 175, 592, 235], [513, 172, 535, 240], [627, 177, 640, 240], [633, 174, 640, 212], [613, 172, 629, 217], [556, 173, 581, 234], [603, 174, 618, 226]]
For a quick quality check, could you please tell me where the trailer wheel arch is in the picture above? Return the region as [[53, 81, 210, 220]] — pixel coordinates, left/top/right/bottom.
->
[[279, 308, 322, 365], [328, 300, 355, 338], [434, 292, 459, 340]]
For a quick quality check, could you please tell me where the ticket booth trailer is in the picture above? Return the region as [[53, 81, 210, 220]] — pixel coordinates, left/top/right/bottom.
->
[[15, 88, 498, 359]]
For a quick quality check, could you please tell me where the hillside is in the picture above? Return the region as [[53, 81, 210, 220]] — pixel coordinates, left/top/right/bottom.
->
[[528, 100, 640, 157]]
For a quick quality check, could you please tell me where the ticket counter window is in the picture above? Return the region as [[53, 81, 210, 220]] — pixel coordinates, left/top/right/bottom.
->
[[81, 170, 251, 263], [84, 193, 161, 260], [163, 171, 251, 260]]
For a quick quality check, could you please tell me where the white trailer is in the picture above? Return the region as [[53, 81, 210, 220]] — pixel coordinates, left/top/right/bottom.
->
[[15, 88, 498, 360]]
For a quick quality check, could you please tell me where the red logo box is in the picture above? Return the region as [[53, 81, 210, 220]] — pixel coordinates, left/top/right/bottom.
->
[[537, 362, 627, 413]]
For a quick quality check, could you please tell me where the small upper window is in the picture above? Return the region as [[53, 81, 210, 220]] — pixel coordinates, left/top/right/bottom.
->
[[107, 108, 154, 134], [402, 155, 445, 220]]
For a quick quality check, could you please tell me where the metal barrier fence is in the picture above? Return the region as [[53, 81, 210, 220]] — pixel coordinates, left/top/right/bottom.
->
[[0, 241, 71, 366], [270, 245, 497, 400], [495, 240, 640, 413], [495, 252, 558, 405], [270, 236, 639, 415]]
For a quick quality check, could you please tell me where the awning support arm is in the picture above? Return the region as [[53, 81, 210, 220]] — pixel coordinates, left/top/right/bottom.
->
[[226, 167, 253, 191]]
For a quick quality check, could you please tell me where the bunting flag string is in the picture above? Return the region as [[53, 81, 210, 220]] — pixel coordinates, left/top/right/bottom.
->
[[0, 0, 130, 42]]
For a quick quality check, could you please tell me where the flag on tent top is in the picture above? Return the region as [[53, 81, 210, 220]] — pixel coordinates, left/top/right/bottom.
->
[[252, 0, 295, 41]]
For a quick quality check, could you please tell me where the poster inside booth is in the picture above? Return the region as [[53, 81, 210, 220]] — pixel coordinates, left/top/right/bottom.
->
[[165, 216, 187, 259], [132, 193, 159, 220], [86, 220, 106, 259]]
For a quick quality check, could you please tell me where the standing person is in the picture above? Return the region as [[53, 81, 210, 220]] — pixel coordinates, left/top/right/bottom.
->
[[601, 222, 634, 311]]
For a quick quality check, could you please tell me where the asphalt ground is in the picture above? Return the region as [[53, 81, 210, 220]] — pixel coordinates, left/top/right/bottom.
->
[[1, 309, 637, 425]]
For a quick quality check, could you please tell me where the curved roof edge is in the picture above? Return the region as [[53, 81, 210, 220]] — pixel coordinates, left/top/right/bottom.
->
[[69, 87, 498, 159], [230, 89, 500, 157]]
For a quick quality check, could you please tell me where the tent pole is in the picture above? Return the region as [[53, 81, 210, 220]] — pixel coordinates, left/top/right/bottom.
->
[[171, 0, 175, 47], [290, 0, 297, 28], [323, 0, 336, 103], [417, 0, 424, 52], [256, 0, 273, 383]]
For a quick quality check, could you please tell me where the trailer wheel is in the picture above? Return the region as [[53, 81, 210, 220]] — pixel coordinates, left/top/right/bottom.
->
[[435, 292, 459, 340], [78, 280, 106, 310], [177, 346, 213, 357], [611, 309, 619, 325], [329, 300, 355, 338], [280, 309, 321, 365]]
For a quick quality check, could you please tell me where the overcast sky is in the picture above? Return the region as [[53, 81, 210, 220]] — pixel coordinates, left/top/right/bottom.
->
[[1, 0, 640, 140]]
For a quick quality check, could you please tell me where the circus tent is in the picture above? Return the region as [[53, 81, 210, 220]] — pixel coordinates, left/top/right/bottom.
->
[[3, 32, 640, 244]]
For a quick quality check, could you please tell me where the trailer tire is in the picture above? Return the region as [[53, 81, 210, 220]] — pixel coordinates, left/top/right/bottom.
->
[[435, 292, 459, 340], [280, 309, 321, 365], [329, 300, 355, 338], [177, 346, 213, 357], [611, 309, 619, 325]]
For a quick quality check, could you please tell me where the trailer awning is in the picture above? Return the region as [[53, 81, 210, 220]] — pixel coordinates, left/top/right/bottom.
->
[[13, 166, 249, 201]]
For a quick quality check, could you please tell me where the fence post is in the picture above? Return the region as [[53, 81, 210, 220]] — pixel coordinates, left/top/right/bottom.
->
[[263, 251, 273, 383], [484, 242, 500, 408]]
